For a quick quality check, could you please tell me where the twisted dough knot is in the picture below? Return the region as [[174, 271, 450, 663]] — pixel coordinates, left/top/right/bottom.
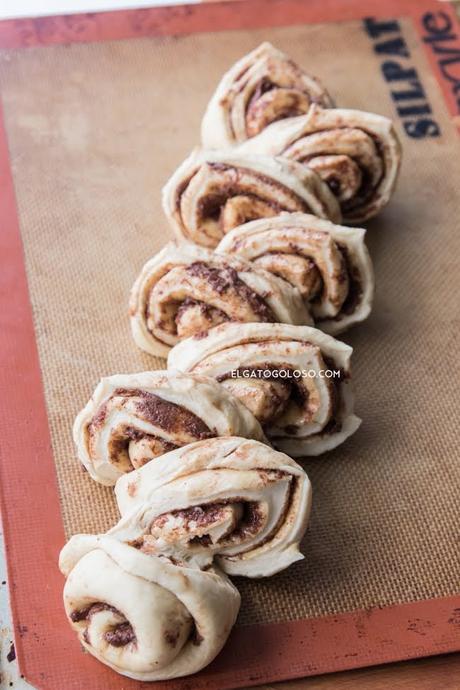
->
[[74, 371, 266, 485], [239, 104, 402, 223], [129, 242, 311, 357], [60, 438, 311, 677], [168, 323, 361, 457], [217, 212, 374, 334], [59, 535, 240, 681], [201, 42, 333, 147], [115, 437, 312, 577], [162, 150, 341, 248]]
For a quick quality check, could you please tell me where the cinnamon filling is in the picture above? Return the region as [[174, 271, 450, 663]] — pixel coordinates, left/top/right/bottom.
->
[[197, 189, 282, 234], [246, 80, 312, 137], [150, 258, 278, 342], [141, 502, 244, 552], [217, 361, 344, 434], [284, 127, 385, 212], [71, 603, 136, 648], [254, 252, 322, 300], [335, 246, 363, 317], [70, 602, 118, 622], [184, 162, 309, 238], [154, 503, 233, 530], [343, 133, 385, 213], [88, 389, 213, 469], [307, 154, 363, 203], [104, 622, 136, 647], [175, 298, 230, 338], [136, 474, 293, 554], [186, 262, 276, 322]]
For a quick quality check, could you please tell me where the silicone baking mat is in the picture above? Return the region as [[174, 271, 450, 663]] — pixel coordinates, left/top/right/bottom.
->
[[0, 1, 459, 688]]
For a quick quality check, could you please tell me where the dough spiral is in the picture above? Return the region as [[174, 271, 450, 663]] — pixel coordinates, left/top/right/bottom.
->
[[168, 322, 360, 456], [162, 149, 341, 248], [114, 436, 312, 577], [201, 42, 333, 148], [74, 370, 266, 485], [129, 241, 311, 356], [217, 212, 374, 334], [59, 534, 240, 681], [239, 104, 401, 223]]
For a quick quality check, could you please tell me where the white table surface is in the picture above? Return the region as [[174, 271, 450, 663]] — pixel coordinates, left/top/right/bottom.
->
[[0, 529, 32, 689], [0, 0, 191, 20]]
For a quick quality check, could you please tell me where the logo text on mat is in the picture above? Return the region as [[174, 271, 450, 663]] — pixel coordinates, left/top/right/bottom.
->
[[364, 17, 441, 138], [421, 11, 460, 117]]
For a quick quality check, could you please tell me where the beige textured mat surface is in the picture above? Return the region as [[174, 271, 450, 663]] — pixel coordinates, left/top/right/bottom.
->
[[0, 18, 458, 626]]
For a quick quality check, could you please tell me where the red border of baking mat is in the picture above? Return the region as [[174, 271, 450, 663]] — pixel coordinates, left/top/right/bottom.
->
[[0, 1, 459, 689]]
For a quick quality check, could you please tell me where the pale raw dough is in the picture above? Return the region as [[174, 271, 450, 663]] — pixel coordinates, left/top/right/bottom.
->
[[217, 212, 374, 334], [239, 105, 402, 223], [59, 534, 240, 681], [130, 241, 311, 356], [201, 42, 333, 148], [162, 148, 341, 248], [114, 436, 312, 577], [74, 370, 266, 485], [168, 322, 361, 456]]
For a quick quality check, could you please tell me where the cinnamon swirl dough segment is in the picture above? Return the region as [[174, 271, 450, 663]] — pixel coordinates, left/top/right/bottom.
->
[[74, 370, 266, 486], [201, 42, 333, 148], [162, 149, 341, 248], [168, 323, 360, 456], [114, 437, 312, 577], [239, 104, 402, 223], [217, 212, 374, 334], [129, 241, 311, 357], [59, 535, 240, 680]]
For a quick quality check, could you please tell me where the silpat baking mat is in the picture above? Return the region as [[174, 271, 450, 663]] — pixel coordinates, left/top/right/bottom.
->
[[0, 0, 459, 688]]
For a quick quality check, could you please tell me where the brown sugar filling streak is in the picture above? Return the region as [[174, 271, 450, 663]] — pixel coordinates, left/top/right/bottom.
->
[[87, 388, 214, 470]]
